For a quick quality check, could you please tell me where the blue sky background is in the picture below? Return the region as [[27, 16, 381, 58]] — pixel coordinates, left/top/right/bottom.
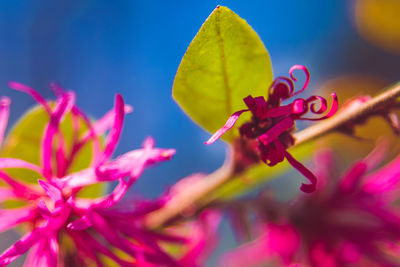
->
[[1, 1, 400, 265]]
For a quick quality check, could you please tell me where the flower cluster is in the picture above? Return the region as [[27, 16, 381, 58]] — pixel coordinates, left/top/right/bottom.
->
[[206, 65, 338, 193], [0, 83, 215, 266], [222, 144, 400, 266]]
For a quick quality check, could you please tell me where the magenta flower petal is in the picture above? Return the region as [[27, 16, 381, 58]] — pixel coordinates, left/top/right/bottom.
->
[[243, 96, 268, 118], [313, 149, 335, 189], [258, 117, 294, 146], [291, 99, 307, 115], [301, 93, 338, 121], [0, 227, 47, 265], [66, 231, 104, 266], [38, 180, 63, 203], [94, 181, 129, 209], [205, 109, 249, 145], [60, 141, 175, 191], [0, 97, 10, 148], [67, 215, 93, 230], [8, 82, 52, 114], [69, 106, 102, 164], [24, 239, 53, 267], [325, 93, 339, 117], [67, 230, 133, 267], [0, 207, 34, 232], [96, 142, 175, 182], [0, 188, 14, 201], [289, 65, 310, 97], [0, 170, 41, 200], [260, 141, 286, 166], [268, 76, 295, 103], [262, 103, 295, 118], [0, 158, 42, 173], [339, 161, 367, 193], [100, 94, 125, 163], [45, 236, 60, 267], [307, 96, 328, 114], [179, 210, 221, 267], [283, 148, 317, 193], [363, 140, 388, 171], [220, 224, 300, 267], [54, 168, 96, 189], [89, 212, 144, 258], [80, 104, 133, 144], [41, 92, 75, 179], [37, 200, 53, 217], [363, 155, 400, 195]]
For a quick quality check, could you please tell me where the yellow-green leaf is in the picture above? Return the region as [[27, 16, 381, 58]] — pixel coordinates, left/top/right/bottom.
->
[[173, 6, 273, 142]]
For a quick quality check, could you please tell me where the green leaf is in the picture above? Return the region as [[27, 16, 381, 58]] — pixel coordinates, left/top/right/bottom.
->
[[173, 6, 273, 142], [0, 104, 106, 198]]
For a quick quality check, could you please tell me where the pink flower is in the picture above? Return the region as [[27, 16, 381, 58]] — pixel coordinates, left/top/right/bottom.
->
[[0, 82, 202, 266], [222, 144, 400, 266], [206, 65, 338, 193]]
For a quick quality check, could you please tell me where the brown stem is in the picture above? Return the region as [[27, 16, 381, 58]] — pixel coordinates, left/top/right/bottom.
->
[[145, 150, 235, 228], [145, 82, 400, 229]]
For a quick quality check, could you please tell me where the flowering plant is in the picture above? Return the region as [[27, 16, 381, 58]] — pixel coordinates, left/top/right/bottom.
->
[[1, 4, 400, 267]]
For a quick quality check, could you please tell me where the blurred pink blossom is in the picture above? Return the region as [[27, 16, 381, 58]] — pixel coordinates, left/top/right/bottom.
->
[[0, 83, 214, 266], [222, 144, 400, 266]]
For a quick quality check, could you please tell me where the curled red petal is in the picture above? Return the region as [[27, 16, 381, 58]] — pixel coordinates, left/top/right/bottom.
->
[[282, 146, 317, 193], [205, 109, 249, 145], [268, 77, 295, 103], [300, 93, 338, 121], [307, 96, 328, 114], [289, 65, 310, 97]]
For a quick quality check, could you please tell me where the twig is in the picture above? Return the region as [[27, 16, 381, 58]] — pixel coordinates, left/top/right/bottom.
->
[[145, 151, 235, 228], [145, 83, 400, 229], [293, 82, 400, 144]]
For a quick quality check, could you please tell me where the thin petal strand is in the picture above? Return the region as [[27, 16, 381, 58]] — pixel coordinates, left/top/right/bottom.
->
[[205, 109, 248, 145]]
